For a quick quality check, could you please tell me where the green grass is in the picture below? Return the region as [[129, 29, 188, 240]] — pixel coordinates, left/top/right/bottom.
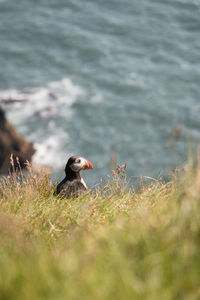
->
[[0, 162, 200, 300]]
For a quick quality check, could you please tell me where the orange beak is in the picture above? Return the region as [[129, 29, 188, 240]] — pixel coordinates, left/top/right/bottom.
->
[[83, 160, 93, 170]]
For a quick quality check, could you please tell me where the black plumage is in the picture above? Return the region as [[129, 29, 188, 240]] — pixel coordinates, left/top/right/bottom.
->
[[55, 155, 93, 198]]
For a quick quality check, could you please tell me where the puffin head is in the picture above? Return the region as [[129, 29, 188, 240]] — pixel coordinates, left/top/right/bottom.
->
[[65, 155, 93, 173]]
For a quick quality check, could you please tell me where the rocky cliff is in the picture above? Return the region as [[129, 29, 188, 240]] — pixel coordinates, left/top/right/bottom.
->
[[0, 107, 35, 174]]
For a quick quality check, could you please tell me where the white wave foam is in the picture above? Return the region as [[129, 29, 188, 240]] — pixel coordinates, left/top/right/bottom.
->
[[33, 134, 68, 169], [0, 89, 27, 102], [90, 93, 103, 104], [0, 78, 85, 169], [0, 78, 84, 112]]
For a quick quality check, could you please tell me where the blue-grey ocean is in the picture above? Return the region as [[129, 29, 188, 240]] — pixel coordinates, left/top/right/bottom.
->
[[0, 0, 200, 187]]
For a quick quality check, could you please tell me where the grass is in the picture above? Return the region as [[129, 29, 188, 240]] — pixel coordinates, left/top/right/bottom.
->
[[0, 159, 200, 300]]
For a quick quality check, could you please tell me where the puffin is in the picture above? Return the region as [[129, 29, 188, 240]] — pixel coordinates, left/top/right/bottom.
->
[[55, 155, 93, 198]]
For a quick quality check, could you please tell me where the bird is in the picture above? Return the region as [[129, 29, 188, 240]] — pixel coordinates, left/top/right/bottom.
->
[[55, 155, 93, 198]]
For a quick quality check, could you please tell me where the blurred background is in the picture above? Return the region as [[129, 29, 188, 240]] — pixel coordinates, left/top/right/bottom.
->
[[0, 0, 200, 187]]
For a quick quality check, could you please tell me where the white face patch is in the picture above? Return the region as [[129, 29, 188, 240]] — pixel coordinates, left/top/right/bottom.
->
[[70, 157, 86, 172]]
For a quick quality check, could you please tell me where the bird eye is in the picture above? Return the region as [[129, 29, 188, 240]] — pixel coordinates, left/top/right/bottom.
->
[[76, 159, 81, 164]]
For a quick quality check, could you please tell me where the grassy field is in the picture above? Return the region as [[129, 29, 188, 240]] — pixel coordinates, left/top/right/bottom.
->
[[0, 160, 200, 300]]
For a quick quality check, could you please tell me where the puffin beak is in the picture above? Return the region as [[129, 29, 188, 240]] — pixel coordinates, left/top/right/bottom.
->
[[82, 159, 93, 170]]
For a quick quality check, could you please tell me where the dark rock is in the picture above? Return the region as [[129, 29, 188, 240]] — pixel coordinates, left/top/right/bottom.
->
[[34, 106, 57, 118], [0, 107, 35, 174], [0, 97, 27, 105], [48, 92, 57, 101]]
